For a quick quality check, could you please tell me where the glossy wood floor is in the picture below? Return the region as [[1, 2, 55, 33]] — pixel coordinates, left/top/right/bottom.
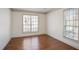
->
[[4, 34, 77, 50]]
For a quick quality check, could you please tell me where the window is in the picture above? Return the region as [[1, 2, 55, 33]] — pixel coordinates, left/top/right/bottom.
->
[[23, 15, 38, 32], [64, 8, 79, 40]]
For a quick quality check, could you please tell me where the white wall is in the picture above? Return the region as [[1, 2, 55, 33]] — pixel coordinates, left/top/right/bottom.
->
[[0, 8, 11, 49], [11, 11, 46, 37], [47, 9, 79, 49]]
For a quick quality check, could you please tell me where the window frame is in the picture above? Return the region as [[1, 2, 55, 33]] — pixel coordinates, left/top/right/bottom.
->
[[63, 8, 79, 40], [22, 14, 39, 33]]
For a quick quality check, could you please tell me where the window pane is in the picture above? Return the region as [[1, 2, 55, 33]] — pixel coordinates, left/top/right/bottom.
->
[[70, 9, 74, 15], [31, 16, 38, 32], [74, 21, 78, 26], [23, 15, 38, 32], [65, 21, 70, 25], [32, 28, 38, 32], [65, 32, 74, 39], [65, 26, 74, 32], [64, 8, 78, 40], [23, 15, 31, 32], [74, 27, 78, 33], [31, 19, 36, 21], [64, 16, 70, 20], [31, 17, 38, 22], [70, 21, 73, 26], [70, 9, 75, 20], [64, 10, 70, 20], [32, 25, 37, 28], [23, 28, 30, 32], [65, 26, 70, 31], [32, 21, 38, 24], [74, 9, 78, 20]]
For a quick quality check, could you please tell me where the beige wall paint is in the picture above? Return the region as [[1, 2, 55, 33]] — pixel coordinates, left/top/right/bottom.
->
[[11, 11, 46, 37], [47, 9, 79, 49], [0, 8, 11, 49]]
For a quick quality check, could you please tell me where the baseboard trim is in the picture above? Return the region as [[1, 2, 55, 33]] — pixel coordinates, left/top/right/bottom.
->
[[11, 34, 46, 39]]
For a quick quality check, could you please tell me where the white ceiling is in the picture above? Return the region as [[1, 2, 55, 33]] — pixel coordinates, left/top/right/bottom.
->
[[11, 8, 59, 13]]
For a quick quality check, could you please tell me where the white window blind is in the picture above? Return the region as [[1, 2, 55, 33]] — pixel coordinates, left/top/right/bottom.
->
[[23, 15, 38, 32], [64, 8, 79, 40]]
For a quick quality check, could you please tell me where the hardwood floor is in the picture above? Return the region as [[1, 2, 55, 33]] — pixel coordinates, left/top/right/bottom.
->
[[4, 34, 77, 50]]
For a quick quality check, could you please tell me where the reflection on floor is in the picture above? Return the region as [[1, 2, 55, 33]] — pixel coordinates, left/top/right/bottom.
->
[[4, 34, 77, 50]]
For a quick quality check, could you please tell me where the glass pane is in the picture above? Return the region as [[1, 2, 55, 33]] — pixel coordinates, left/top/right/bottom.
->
[[31, 16, 36, 20], [32, 24, 38, 28], [31, 28, 35, 32], [64, 8, 78, 40], [64, 16, 70, 20], [23, 15, 31, 32], [74, 15, 78, 20], [23, 25, 30, 28], [70, 21, 73, 26], [64, 32, 74, 39], [31, 18, 38, 22], [74, 27, 78, 33], [32, 21, 38, 24], [64, 10, 70, 20], [70, 26, 74, 31], [74, 9, 78, 20], [65, 26, 70, 31], [70, 9, 74, 15], [23, 15, 38, 32], [74, 21, 78, 26], [31, 27, 38, 32], [23, 28, 30, 32], [27, 20, 30, 24], [24, 15, 30, 24], [65, 26, 73, 32], [31, 19, 36, 21], [32, 28, 38, 32], [70, 9, 74, 20], [65, 21, 70, 25], [31, 16, 38, 32], [70, 15, 74, 20]]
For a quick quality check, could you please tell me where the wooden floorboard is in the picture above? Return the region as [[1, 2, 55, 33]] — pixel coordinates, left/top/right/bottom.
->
[[4, 34, 77, 50]]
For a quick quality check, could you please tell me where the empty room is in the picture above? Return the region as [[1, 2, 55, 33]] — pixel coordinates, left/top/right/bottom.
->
[[0, 8, 79, 50]]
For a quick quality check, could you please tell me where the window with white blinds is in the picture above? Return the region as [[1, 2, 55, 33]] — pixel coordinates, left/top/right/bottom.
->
[[23, 15, 38, 32], [64, 8, 79, 40]]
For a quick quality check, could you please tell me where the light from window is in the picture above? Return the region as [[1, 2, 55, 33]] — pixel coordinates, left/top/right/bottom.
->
[[64, 8, 78, 40], [23, 15, 38, 32]]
